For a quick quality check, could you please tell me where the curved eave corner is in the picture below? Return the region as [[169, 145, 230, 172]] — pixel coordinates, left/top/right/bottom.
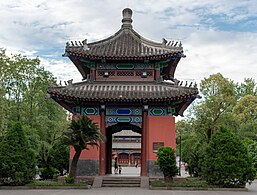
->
[[177, 95, 198, 116]]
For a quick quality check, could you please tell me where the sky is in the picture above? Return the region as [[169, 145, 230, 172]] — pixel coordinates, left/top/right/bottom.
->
[[1, 0, 257, 85]]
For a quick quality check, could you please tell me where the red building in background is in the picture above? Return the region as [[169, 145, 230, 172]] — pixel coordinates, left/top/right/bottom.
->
[[48, 8, 198, 176], [112, 130, 141, 166]]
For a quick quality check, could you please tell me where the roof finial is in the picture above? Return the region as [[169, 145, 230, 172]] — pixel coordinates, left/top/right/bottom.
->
[[122, 8, 133, 29]]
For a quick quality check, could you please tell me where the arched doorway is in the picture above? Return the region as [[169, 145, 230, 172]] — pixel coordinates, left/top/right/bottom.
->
[[105, 122, 141, 176]]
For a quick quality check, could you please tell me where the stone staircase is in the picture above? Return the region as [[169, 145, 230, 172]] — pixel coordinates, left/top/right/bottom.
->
[[101, 176, 141, 187]]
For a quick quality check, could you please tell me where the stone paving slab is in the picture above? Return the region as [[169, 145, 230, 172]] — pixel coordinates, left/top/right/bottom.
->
[[0, 180, 256, 195], [0, 188, 255, 195]]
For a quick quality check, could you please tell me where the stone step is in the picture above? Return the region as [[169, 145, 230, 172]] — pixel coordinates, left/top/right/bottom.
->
[[102, 177, 140, 181], [101, 177, 141, 187], [102, 183, 141, 187], [103, 180, 140, 184]]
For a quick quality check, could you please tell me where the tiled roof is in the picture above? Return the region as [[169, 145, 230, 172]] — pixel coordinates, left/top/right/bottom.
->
[[112, 142, 141, 149], [113, 130, 141, 137], [65, 8, 184, 60], [48, 81, 198, 101]]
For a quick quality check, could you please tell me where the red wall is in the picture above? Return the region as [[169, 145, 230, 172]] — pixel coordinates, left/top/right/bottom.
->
[[147, 116, 176, 160], [70, 115, 176, 162], [70, 115, 101, 160]]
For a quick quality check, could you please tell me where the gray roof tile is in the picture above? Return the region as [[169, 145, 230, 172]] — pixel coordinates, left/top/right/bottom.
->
[[48, 81, 198, 101]]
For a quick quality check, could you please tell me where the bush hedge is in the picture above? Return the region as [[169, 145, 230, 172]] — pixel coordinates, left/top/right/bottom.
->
[[203, 127, 255, 187], [157, 146, 177, 181], [0, 123, 36, 185]]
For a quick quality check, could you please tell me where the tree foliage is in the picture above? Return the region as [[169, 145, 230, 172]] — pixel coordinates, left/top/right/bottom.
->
[[0, 123, 36, 185], [203, 127, 255, 187], [176, 120, 199, 164], [187, 142, 206, 177], [157, 146, 177, 181], [236, 78, 257, 99], [0, 49, 69, 181], [232, 95, 257, 140], [49, 139, 70, 176], [248, 142, 257, 172], [193, 73, 236, 142], [178, 74, 257, 179]]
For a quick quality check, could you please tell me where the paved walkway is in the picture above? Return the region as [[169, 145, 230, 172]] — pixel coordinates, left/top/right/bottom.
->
[[110, 166, 140, 176], [0, 181, 256, 195]]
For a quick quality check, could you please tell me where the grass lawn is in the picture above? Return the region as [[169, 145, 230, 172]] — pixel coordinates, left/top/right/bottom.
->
[[150, 177, 245, 188], [27, 180, 89, 187]]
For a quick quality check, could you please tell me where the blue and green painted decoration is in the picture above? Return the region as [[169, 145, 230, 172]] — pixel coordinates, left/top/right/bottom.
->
[[148, 107, 176, 116], [106, 107, 142, 116], [71, 106, 176, 119], [106, 116, 142, 123], [72, 106, 99, 115]]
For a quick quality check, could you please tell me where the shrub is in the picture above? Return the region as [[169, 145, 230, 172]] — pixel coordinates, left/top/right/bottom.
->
[[0, 123, 36, 185], [188, 142, 206, 177], [40, 167, 60, 179], [248, 142, 257, 173], [65, 175, 74, 184], [156, 146, 177, 181], [49, 139, 69, 175], [202, 127, 256, 187]]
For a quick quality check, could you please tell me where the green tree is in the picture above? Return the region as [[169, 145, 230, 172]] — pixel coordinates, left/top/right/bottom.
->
[[157, 146, 177, 182], [176, 120, 198, 164], [232, 95, 257, 140], [0, 49, 40, 122], [0, 49, 11, 135], [193, 73, 236, 142], [236, 78, 257, 99], [187, 141, 206, 177], [0, 123, 36, 185], [233, 95, 257, 123], [0, 48, 69, 175], [63, 115, 103, 181], [248, 142, 257, 172], [203, 127, 255, 187], [49, 139, 70, 175], [0, 86, 8, 136]]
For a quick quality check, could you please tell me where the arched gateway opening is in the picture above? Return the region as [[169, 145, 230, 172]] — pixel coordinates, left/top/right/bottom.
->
[[106, 123, 141, 176], [47, 8, 198, 177]]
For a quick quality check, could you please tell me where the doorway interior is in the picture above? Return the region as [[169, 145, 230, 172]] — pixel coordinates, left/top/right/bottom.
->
[[105, 123, 141, 176]]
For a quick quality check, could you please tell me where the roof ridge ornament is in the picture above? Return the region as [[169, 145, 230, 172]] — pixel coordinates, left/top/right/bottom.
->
[[82, 39, 89, 51], [122, 8, 133, 29], [162, 38, 168, 46]]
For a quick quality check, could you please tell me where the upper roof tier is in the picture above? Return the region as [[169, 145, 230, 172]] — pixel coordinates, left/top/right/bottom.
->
[[65, 8, 184, 60]]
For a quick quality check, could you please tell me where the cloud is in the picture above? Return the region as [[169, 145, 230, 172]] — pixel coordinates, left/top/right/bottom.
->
[[39, 57, 81, 82], [0, 0, 257, 85], [177, 29, 257, 83]]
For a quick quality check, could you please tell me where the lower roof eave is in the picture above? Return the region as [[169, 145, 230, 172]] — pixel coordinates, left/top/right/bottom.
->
[[49, 93, 198, 104], [49, 93, 198, 117]]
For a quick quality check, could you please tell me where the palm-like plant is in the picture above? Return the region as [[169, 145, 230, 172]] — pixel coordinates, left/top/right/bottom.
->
[[63, 115, 104, 180]]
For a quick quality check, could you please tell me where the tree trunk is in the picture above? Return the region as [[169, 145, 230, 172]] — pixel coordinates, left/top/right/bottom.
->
[[207, 127, 212, 142], [69, 149, 82, 181]]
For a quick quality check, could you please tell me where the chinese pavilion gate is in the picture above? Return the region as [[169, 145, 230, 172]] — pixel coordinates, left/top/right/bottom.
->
[[48, 8, 198, 176]]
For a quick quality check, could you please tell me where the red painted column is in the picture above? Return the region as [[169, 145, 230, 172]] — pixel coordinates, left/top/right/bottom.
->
[[99, 106, 106, 176], [154, 69, 161, 80], [141, 106, 148, 176]]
